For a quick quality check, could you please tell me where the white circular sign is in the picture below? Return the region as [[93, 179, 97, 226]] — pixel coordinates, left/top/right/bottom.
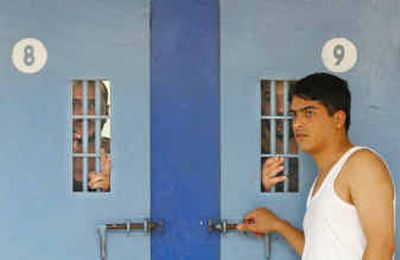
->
[[12, 38, 48, 74], [321, 37, 357, 73]]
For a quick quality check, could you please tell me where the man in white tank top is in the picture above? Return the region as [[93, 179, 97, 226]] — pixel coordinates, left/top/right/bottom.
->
[[238, 73, 396, 259]]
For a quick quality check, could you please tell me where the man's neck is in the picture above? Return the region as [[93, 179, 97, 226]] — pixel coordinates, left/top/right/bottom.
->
[[312, 137, 353, 177]]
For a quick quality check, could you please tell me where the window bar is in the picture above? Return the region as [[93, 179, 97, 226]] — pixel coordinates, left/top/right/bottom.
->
[[72, 115, 108, 119], [71, 82, 78, 192], [261, 115, 287, 120], [73, 153, 99, 158], [262, 154, 299, 159], [95, 81, 102, 192], [270, 81, 277, 192], [283, 81, 290, 192], [82, 81, 89, 192], [95, 81, 101, 175]]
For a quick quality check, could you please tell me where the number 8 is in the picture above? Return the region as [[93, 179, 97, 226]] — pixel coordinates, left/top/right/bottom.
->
[[23, 45, 35, 66]]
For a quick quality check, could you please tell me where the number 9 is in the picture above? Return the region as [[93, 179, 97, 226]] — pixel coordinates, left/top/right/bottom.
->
[[333, 44, 345, 66]]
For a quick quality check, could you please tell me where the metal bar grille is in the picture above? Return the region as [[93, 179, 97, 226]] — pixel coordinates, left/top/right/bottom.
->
[[261, 79, 299, 193], [82, 81, 89, 192], [261, 154, 299, 158], [72, 115, 108, 119], [73, 153, 105, 157], [72, 79, 111, 193], [269, 81, 277, 155], [283, 81, 290, 192], [261, 116, 291, 119], [269, 81, 277, 193], [95, 81, 101, 175]]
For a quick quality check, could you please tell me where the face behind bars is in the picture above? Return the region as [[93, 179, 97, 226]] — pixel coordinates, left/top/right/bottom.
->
[[72, 81, 110, 188]]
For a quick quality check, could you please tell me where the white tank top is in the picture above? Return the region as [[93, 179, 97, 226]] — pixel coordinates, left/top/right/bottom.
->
[[302, 146, 368, 260]]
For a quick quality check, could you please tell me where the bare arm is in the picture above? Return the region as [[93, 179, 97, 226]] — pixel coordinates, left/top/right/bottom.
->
[[275, 219, 305, 255], [348, 150, 396, 259], [238, 157, 303, 255], [237, 208, 305, 256]]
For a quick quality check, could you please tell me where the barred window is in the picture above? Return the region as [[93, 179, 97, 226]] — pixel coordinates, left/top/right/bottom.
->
[[72, 80, 111, 193], [261, 80, 299, 192]]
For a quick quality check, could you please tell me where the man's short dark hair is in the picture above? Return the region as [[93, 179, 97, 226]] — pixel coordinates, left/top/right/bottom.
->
[[289, 73, 351, 132]]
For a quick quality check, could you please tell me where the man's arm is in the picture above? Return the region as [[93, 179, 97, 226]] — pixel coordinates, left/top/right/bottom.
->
[[348, 150, 396, 259], [238, 156, 304, 255], [237, 208, 305, 256]]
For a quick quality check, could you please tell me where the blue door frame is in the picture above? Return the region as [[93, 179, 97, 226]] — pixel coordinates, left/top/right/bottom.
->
[[151, 0, 220, 259]]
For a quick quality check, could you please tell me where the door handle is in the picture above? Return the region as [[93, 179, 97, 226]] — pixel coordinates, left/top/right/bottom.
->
[[207, 219, 238, 234], [97, 218, 164, 260], [264, 234, 272, 260], [207, 219, 271, 259]]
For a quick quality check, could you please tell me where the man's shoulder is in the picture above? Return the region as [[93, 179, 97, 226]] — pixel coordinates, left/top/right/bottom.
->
[[344, 147, 393, 188], [346, 147, 386, 170]]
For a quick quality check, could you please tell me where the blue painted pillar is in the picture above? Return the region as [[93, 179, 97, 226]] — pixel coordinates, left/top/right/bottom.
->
[[151, 0, 220, 259]]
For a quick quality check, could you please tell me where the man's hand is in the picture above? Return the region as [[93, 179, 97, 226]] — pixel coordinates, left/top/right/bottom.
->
[[237, 207, 305, 255], [73, 132, 82, 153], [237, 207, 283, 236], [88, 148, 111, 191], [262, 157, 286, 191]]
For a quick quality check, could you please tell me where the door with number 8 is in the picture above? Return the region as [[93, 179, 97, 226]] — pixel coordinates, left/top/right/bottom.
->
[[0, 1, 150, 259]]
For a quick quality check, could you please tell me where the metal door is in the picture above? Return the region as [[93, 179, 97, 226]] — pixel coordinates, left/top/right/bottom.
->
[[0, 1, 150, 259], [220, 1, 399, 259]]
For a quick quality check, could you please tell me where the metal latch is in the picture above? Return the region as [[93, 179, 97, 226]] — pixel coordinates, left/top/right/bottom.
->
[[207, 219, 238, 234], [97, 218, 163, 260], [207, 219, 272, 259]]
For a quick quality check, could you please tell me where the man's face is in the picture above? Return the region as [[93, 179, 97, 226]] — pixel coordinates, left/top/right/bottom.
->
[[263, 81, 285, 137], [290, 96, 336, 153], [73, 82, 108, 138], [263, 81, 285, 116]]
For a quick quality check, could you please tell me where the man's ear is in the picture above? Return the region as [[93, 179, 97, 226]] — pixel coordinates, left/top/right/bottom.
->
[[334, 110, 346, 129]]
